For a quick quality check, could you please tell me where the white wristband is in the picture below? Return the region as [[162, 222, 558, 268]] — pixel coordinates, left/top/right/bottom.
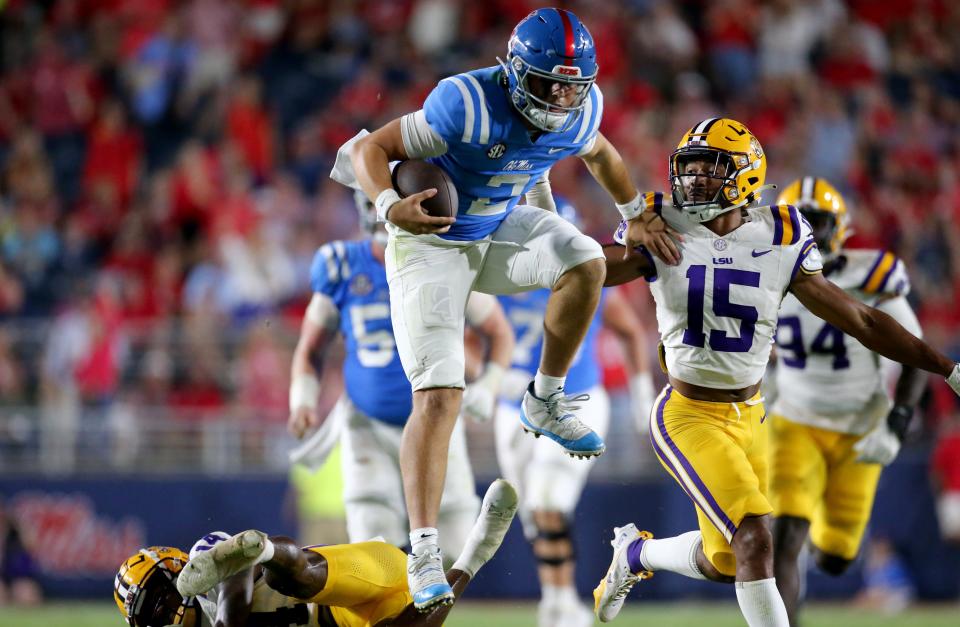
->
[[375, 188, 402, 223], [289, 373, 321, 411], [479, 362, 506, 392], [616, 192, 643, 221], [947, 363, 960, 395]]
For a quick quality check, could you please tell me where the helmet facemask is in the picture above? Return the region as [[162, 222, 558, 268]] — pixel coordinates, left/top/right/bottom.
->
[[799, 206, 839, 256], [500, 53, 594, 133], [670, 148, 741, 222]]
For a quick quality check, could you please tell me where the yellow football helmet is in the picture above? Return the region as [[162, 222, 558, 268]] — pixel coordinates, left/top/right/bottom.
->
[[114, 546, 195, 626], [670, 117, 767, 222], [776, 176, 849, 255]]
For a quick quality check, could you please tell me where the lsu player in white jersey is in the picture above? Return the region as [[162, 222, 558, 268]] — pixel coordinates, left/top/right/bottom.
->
[[769, 177, 928, 625], [592, 117, 960, 627], [347, 8, 677, 608], [287, 191, 514, 563], [113, 480, 518, 627]]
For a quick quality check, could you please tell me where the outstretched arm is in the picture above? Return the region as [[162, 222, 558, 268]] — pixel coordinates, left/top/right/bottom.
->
[[579, 134, 682, 264], [790, 271, 955, 377], [602, 243, 655, 287]]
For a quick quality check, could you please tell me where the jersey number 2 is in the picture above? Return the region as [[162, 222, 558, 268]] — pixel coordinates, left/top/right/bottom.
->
[[682, 265, 760, 353]]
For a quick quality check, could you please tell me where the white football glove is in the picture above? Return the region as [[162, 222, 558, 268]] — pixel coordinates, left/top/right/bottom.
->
[[462, 363, 505, 423], [947, 364, 960, 396], [854, 419, 901, 466], [629, 372, 657, 434]]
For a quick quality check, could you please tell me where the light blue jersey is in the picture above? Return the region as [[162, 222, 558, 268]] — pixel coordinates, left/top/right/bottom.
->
[[310, 240, 410, 426], [498, 289, 607, 406], [422, 66, 603, 241]]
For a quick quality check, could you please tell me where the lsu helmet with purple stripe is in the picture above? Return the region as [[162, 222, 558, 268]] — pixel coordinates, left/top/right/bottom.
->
[[500, 8, 598, 133], [115, 546, 195, 626], [776, 176, 849, 256], [670, 117, 767, 222]]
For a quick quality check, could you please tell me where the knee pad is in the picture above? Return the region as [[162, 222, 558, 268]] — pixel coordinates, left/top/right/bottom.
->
[[532, 516, 576, 567]]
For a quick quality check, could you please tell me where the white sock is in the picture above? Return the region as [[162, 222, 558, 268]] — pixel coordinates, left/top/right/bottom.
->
[[541, 583, 560, 604], [735, 578, 790, 627], [410, 527, 439, 555], [639, 531, 706, 581], [534, 371, 565, 398]]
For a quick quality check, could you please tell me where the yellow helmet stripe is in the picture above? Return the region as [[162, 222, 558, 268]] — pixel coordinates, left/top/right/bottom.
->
[[862, 252, 897, 293]]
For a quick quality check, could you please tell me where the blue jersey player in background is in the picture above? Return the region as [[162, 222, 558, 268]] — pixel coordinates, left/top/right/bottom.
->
[[494, 197, 655, 627], [346, 7, 677, 607], [286, 191, 514, 567]]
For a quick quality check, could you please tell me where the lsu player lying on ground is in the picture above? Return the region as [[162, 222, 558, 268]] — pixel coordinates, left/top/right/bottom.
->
[[769, 177, 928, 626], [345, 7, 676, 608], [593, 118, 960, 627], [287, 190, 513, 563], [495, 195, 656, 627], [114, 480, 518, 627]]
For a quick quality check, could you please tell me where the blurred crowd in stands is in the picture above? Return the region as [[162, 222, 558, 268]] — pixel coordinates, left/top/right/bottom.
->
[[0, 0, 959, 466]]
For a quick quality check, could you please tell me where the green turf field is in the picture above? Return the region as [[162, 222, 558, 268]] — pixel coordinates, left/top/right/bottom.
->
[[2, 601, 958, 627]]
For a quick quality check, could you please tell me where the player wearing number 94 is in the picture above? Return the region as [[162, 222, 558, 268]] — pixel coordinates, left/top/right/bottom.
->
[[594, 117, 960, 627], [768, 177, 928, 626]]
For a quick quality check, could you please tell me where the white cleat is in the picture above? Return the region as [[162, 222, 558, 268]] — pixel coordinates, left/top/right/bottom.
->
[[520, 384, 605, 457], [458, 479, 519, 575], [176, 529, 270, 597], [408, 546, 454, 611], [593, 524, 653, 623]]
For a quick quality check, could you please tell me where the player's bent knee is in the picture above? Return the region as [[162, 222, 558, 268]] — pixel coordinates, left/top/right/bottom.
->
[[732, 517, 775, 565], [814, 549, 853, 576], [412, 387, 463, 418]]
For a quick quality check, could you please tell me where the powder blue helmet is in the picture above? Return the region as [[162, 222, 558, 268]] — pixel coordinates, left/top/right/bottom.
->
[[500, 8, 598, 133]]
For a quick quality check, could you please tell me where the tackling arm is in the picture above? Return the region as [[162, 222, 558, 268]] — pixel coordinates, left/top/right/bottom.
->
[[601, 243, 655, 287], [790, 271, 955, 378], [579, 134, 682, 263], [879, 295, 929, 440]]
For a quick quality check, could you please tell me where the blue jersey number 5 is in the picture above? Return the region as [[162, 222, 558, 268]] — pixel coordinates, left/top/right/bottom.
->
[[682, 265, 760, 353]]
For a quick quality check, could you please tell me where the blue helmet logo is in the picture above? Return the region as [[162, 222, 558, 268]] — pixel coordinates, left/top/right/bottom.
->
[[499, 8, 598, 133]]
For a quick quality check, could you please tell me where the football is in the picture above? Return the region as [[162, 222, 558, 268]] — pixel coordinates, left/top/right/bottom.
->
[[391, 160, 459, 218]]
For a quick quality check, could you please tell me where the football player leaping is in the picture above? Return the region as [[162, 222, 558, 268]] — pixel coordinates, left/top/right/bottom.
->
[[346, 7, 674, 608], [768, 178, 928, 625], [594, 118, 960, 627], [495, 195, 656, 627], [114, 480, 518, 627], [286, 191, 514, 563]]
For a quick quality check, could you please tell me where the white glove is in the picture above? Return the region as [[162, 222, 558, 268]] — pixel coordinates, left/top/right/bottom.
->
[[629, 372, 657, 433], [288, 373, 321, 439], [854, 419, 901, 465], [462, 363, 505, 423], [947, 364, 960, 396]]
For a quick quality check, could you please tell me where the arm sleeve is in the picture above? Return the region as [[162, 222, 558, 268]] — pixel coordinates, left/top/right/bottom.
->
[[465, 292, 497, 326], [876, 295, 922, 338], [401, 109, 448, 159], [524, 170, 557, 212]]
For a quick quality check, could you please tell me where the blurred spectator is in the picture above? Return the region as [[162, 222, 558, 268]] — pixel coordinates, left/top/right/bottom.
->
[[853, 536, 915, 614], [0, 500, 42, 607]]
